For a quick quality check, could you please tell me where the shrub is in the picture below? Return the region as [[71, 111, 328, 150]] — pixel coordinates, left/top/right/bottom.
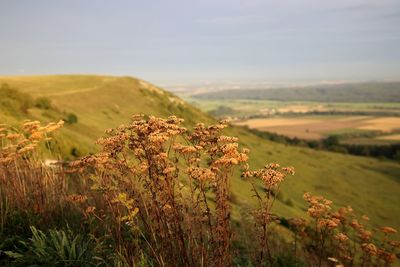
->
[[65, 113, 78, 124], [0, 83, 33, 114], [34, 97, 52, 109]]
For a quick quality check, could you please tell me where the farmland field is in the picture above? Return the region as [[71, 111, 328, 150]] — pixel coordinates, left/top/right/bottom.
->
[[185, 98, 400, 117], [235, 115, 400, 141], [184, 97, 400, 145]]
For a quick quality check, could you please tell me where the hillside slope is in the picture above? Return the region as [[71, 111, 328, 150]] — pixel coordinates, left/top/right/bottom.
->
[[0, 75, 213, 156], [1, 75, 399, 231]]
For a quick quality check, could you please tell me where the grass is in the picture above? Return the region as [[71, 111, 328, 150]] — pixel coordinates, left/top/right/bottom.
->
[[1, 117, 293, 266], [0, 74, 399, 233], [1, 116, 399, 266]]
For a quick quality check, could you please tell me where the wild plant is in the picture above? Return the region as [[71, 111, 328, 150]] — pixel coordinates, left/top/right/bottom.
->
[[5, 226, 109, 266], [297, 192, 400, 267], [69, 115, 249, 266], [0, 120, 67, 226], [1, 115, 399, 267], [242, 163, 295, 266]]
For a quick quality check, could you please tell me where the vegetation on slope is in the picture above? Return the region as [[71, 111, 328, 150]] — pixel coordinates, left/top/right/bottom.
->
[[0, 118, 399, 266], [0, 75, 212, 159], [0, 75, 399, 233]]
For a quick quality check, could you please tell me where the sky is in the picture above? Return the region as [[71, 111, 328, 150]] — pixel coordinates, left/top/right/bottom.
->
[[1, 0, 400, 87]]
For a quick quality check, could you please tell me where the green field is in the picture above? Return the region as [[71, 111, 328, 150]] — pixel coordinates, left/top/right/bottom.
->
[[192, 82, 400, 103], [1, 75, 400, 231], [186, 98, 400, 117]]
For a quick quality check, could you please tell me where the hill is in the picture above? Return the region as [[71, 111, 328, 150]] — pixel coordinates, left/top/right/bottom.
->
[[193, 82, 400, 102], [1, 75, 399, 231]]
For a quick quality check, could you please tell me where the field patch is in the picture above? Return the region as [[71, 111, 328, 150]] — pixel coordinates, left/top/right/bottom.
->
[[359, 117, 400, 132], [236, 115, 400, 142], [377, 134, 400, 141]]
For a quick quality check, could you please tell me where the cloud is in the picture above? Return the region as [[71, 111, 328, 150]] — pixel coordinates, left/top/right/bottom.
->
[[197, 14, 266, 25]]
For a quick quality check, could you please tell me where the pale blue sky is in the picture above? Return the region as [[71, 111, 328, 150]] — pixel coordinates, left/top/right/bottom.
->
[[1, 0, 399, 86]]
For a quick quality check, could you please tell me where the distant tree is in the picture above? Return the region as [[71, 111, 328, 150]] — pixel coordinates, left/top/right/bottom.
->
[[394, 150, 400, 162], [70, 147, 80, 157], [322, 135, 340, 148], [209, 105, 236, 117], [35, 97, 52, 109], [65, 113, 78, 124]]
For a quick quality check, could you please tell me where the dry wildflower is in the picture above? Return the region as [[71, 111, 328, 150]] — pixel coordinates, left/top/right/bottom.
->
[[67, 194, 88, 204], [328, 257, 339, 263], [377, 249, 397, 264], [388, 240, 400, 248], [248, 164, 292, 189], [163, 167, 177, 175], [381, 226, 397, 235], [17, 144, 37, 154], [304, 193, 332, 219], [361, 214, 370, 221], [85, 206, 96, 214], [335, 232, 349, 242], [282, 166, 295, 175], [29, 131, 44, 141], [6, 133, 22, 140], [44, 120, 64, 133], [22, 120, 41, 133], [187, 167, 216, 182], [350, 219, 363, 230], [361, 243, 378, 256], [318, 218, 340, 229], [163, 204, 172, 211], [358, 229, 373, 241], [217, 135, 238, 143]]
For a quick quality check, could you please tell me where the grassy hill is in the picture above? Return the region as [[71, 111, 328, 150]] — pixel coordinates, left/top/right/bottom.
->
[[1, 75, 399, 231], [193, 82, 400, 102]]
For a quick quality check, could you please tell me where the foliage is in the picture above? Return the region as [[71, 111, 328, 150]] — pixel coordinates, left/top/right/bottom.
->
[[1, 116, 399, 266], [35, 96, 52, 109], [69, 115, 249, 266], [65, 113, 78, 124], [4, 226, 109, 267], [0, 83, 33, 115], [209, 106, 237, 117]]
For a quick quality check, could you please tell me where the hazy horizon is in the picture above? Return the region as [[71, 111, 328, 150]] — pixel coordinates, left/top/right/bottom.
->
[[1, 0, 400, 86]]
